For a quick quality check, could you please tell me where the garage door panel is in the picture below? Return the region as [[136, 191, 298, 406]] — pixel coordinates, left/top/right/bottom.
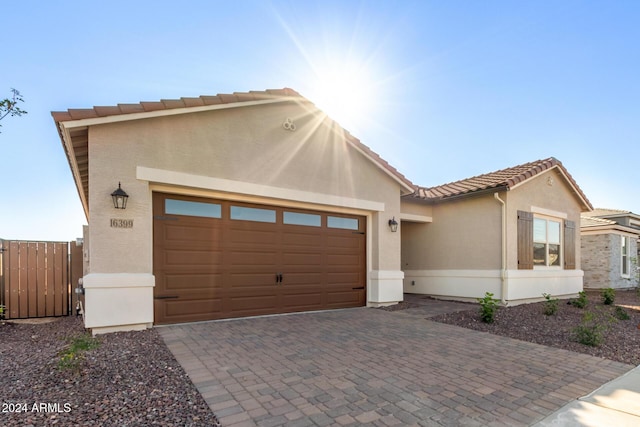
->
[[162, 298, 223, 319], [281, 231, 323, 247], [228, 251, 278, 266], [282, 293, 323, 309], [327, 253, 361, 266], [162, 224, 223, 244], [280, 272, 323, 285], [326, 290, 362, 306], [163, 249, 223, 266], [282, 252, 323, 266], [230, 295, 278, 312], [228, 273, 277, 287], [163, 273, 223, 290], [227, 228, 277, 245], [327, 235, 362, 249]]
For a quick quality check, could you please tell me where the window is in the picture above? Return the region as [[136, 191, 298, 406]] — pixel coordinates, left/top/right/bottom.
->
[[327, 216, 359, 230], [533, 217, 561, 267], [622, 236, 630, 277], [230, 206, 276, 223], [165, 199, 221, 218], [283, 211, 321, 227]]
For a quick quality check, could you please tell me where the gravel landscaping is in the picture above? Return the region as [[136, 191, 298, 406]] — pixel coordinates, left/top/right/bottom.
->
[[430, 289, 640, 366], [0, 317, 220, 427], [1, 289, 638, 426]]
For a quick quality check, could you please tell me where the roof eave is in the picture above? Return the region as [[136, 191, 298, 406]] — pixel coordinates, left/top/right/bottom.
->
[[56, 120, 89, 220]]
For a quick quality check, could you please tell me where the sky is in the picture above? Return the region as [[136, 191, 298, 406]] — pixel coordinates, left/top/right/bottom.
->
[[1, 0, 639, 241]]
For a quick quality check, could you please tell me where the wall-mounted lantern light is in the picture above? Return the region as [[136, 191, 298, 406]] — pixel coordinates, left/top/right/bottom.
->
[[388, 217, 399, 232], [111, 182, 129, 209]]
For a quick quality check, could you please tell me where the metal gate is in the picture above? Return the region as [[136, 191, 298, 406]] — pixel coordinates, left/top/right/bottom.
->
[[0, 240, 70, 319]]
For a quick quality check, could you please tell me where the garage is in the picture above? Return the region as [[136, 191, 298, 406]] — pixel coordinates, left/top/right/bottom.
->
[[153, 192, 366, 324]]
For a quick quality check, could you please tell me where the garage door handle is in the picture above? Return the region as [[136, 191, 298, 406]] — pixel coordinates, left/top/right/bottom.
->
[[352, 286, 365, 290], [154, 295, 179, 299], [276, 273, 283, 283]]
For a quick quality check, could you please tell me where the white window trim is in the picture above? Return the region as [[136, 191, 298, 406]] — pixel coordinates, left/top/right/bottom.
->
[[533, 214, 563, 269], [621, 236, 631, 278]]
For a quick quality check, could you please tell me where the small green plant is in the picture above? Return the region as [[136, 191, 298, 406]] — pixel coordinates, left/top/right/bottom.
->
[[477, 292, 499, 323], [58, 333, 99, 371], [613, 305, 630, 320], [0, 304, 5, 319], [602, 288, 615, 305], [572, 311, 604, 347], [542, 293, 558, 316], [570, 291, 588, 308]]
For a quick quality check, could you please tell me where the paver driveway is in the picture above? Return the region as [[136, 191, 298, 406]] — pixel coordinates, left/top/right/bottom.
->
[[158, 302, 631, 426]]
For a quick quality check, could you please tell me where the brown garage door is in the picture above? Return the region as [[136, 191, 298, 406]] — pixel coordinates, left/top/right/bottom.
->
[[153, 193, 366, 324]]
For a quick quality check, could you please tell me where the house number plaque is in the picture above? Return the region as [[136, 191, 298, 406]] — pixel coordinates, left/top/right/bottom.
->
[[110, 219, 134, 228]]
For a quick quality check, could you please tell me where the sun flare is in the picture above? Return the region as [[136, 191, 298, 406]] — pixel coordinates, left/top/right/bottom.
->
[[308, 61, 376, 131]]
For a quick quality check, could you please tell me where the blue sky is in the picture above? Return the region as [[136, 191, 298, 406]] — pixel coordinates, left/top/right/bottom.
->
[[2, 0, 639, 241]]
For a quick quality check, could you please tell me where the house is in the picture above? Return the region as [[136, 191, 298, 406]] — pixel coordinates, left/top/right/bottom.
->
[[581, 209, 640, 289], [401, 158, 593, 305], [52, 88, 592, 334]]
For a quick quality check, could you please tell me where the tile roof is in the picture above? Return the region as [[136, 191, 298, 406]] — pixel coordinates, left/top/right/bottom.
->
[[588, 208, 632, 217], [52, 88, 415, 219], [581, 215, 617, 228], [51, 88, 303, 123], [407, 157, 593, 210]]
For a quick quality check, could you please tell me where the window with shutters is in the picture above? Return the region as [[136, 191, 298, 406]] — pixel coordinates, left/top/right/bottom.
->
[[518, 211, 574, 270], [533, 217, 562, 267]]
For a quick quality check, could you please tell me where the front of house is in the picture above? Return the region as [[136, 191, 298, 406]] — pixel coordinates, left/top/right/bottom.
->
[[53, 88, 593, 334], [401, 159, 592, 305]]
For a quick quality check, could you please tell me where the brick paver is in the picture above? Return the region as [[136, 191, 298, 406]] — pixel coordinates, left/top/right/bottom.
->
[[158, 303, 632, 426]]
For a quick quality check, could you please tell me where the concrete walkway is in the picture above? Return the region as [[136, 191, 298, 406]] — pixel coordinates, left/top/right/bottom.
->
[[158, 301, 634, 426], [534, 365, 640, 426]]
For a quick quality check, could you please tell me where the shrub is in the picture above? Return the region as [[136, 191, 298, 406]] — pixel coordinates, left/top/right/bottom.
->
[[58, 333, 99, 371], [602, 288, 615, 305], [613, 305, 630, 320], [570, 291, 588, 308], [542, 293, 558, 316], [572, 311, 604, 347], [477, 292, 499, 323]]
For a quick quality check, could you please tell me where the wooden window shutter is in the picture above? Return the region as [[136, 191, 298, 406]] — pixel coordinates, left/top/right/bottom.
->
[[517, 210, 533, 269], [564, 219, 576, 270]]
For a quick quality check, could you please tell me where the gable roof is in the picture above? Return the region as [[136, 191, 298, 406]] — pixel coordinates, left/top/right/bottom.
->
[[52, 88, 415, 219], [407, 157, 593, 210]]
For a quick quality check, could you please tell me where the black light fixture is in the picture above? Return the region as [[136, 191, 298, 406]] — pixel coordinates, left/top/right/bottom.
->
[[111, 182, 129, 209], [388, 217, 398, 232]]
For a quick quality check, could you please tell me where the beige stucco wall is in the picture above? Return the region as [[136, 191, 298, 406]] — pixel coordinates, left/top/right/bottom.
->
[[401, 168, 586, 303], [83, 100, 406, 331], [401, 195, 502, 271]]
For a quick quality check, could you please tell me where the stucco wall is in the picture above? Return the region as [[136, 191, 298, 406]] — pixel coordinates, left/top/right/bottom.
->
[[401, 195, 502, 271]]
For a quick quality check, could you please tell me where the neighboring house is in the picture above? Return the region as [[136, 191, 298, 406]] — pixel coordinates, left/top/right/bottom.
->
[[581, 209, 640, 289], [52, 88, 592, 333], [400, 158, 592, 305]]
